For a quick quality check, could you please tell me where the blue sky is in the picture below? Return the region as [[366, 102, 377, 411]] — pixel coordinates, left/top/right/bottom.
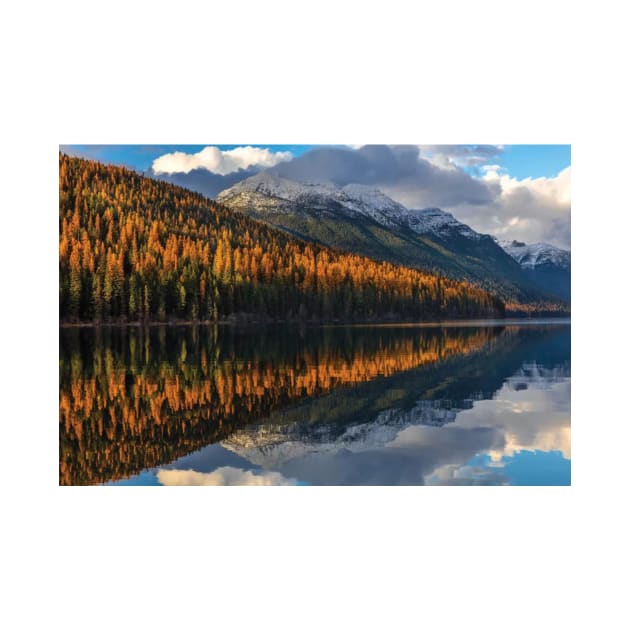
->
[[464, 451, 570, 486], [499, 145, 570, 179]]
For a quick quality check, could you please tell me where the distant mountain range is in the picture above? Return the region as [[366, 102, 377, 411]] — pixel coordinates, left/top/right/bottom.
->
[[216, 172, 570, 307]]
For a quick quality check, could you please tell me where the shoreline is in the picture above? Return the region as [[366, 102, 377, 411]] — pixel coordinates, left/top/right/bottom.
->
[[59, 316, 571, 329]]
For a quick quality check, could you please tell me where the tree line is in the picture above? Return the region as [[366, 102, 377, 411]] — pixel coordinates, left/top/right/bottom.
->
[[59, 154, 505, 323]]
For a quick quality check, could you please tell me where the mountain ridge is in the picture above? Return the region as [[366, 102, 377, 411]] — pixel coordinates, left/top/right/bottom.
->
[[217, 173, 569, 310]]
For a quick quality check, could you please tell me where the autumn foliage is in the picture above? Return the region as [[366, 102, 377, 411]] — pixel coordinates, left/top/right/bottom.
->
[[59, 154, 505, 322]]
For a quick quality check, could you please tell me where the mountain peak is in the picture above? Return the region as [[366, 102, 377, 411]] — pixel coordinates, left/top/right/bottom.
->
[[217, 172, 339, 200], [498, 239, 571, 270], [217, 173, 408, 227]]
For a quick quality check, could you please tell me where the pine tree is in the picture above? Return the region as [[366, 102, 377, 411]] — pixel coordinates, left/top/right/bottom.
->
[[68, 245, 82, 318]]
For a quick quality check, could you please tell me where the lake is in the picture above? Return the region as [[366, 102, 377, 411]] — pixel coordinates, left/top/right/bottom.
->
[[59, 320, 570, 486]]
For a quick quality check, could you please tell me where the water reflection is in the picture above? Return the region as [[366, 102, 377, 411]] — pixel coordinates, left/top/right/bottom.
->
[[59, 322, 570, 486]]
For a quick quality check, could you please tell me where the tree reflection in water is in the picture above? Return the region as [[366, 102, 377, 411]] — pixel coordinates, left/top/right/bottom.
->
[[60, 323, 570, 485]]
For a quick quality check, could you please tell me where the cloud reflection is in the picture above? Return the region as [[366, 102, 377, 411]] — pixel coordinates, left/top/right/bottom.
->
[[157, 466, 299, 486], [453, 377, 571, 461]]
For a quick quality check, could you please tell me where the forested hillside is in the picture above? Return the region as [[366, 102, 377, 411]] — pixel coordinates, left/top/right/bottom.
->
[[59, 154, 505, 323], [216, 174, 569, 312]]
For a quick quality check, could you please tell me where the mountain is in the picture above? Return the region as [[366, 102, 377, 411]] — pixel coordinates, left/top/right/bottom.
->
[[499, 240, 570, 271], [59, 154, 505, 323], [498, 240, 571, 301], [216, 172, 409, 228], [217, 173, 567, 309]]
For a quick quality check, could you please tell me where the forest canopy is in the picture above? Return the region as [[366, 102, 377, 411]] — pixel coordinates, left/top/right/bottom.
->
[[59, 154, 505, 323]]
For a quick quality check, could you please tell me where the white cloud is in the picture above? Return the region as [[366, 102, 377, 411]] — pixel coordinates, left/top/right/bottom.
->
[[418, 144, 505, 170], [156, 466, 298, 486], [482, 164, 571, 208], [152, 146, 293, 175], [451, 166, 571, 248]]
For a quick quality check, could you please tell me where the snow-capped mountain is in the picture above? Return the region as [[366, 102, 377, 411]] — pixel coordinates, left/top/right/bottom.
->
[[216, 173, 568, 306], [498, 239, 571, 271], [218, 173, 482, 237], [217, 173, 409, 228], [496, 239, 571, 301]]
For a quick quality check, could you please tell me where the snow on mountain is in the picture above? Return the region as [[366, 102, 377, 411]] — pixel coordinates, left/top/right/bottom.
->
[[497, 239, 571, 270], [218, 171, 339, 200], [217, 173, 408, 228], [404, 207, 483, 240], [339, 183, 410, 227], [220, 399, 465, 470], [217, 173, 488, 238]]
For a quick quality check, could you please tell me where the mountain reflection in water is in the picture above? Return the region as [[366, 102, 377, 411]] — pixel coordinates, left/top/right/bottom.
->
[[59, 321, 570, 486]]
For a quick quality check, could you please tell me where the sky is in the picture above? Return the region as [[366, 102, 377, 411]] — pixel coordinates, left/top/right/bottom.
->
[[60, 144, 571, 249]]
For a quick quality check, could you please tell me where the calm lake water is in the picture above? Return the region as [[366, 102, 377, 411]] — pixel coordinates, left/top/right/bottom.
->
[[59, 320, 570, 486]]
